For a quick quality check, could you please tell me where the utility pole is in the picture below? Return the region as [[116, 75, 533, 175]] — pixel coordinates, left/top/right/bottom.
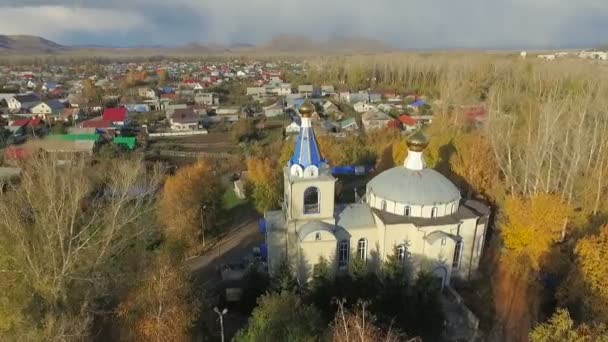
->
[[200, 205, 207, 247], [214, 307, 228, 342]]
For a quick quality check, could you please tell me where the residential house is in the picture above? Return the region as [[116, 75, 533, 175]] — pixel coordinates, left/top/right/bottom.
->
[[194, 93, 219, 106], [42, 82, 61, 92], [354, 101, 376, 113], [30, 100, 66, 118], [125, 104, 151, 113], [369, 93, 382, 103], [377, 103, 394, 113], [215, 107, 241, 122], [321, 85, 335, 96], [322, 101, 340, 115], [285, 121, 300, 134], [338, 117, 359, 131], [61, 108, 81, 122], [399, 114, 418, 132], [138, 87, 157, 99], [407, 99, 428, 113], [361, 110, 392, 131], [264, 102, 284, 118], [298, 85, 314, 96], [9, 118, 43, 134], [8, 94, 41, 111], [170, 108, 201, 131], [247, 87, 266, 96], [285, 94, 304, 108], [166, 104, 188, 118], [102, 107, 128, 126]]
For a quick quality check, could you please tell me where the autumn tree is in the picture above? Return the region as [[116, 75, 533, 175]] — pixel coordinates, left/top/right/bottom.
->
[[450, 131, 502, 201], [246, 157, 282, 213], [118, 253, 201, 342], [0, 155, 162, 340], [82, 78, 103, 107], [159, 160, 223, 249], [559, 225, 608, 322], [501, 193, 572, 271], [530, 308, 608, 342], [232, 118, 258, 142], [157, 69, 169, 87]]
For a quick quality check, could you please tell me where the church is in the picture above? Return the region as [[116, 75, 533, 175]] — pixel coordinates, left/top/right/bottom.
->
[[263, 100, 490, 288]]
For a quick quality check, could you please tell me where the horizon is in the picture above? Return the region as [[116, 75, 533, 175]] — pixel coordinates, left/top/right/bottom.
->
[[0, 1, 607, 50]]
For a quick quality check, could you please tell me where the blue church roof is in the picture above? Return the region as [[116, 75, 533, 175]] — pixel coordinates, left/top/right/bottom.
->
[[290, 124, 326, 168]]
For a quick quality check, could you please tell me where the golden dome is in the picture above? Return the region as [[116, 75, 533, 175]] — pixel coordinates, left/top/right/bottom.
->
[[299, 100, 315, 117], [407, 130, 429, 152]]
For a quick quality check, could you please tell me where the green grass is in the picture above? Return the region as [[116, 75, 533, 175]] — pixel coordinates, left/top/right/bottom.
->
[[221, 188, 247, 211]]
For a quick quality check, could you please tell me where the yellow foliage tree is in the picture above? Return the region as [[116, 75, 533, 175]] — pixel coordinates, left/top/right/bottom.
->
[[450, 132, 502, 201], [572, 225, 608, 321], [501, 193, 572, 271], [247, 157, 282, 213], [159, 160, 222, 247], [118, 253, 200, 342], [82, 79, 103, 106]]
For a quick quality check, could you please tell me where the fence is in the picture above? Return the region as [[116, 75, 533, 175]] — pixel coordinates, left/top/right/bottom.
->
[[148, 130, 208, 138], [153, 150, 232, 159]]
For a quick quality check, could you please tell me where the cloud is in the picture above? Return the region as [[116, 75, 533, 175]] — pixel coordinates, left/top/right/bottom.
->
[[0, 6, 146, 42], [0, 1, 607, 49]]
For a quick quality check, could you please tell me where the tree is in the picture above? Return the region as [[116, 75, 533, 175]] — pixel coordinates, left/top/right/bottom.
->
[[562, 225, 608, 321], [232, 118, 257, 143], [450, 132, 502, 201], [0, 156, 162, 340], [246, 157, 282, 213], [501, 193, 572, 271], [159, 160, 223, 249], [269, 257, 298, 294], [234, 292, 324, 342], [117, 252, 201, 342], [157, 69, 169, 87], [530, 309, 608, 342], [82, 78, 103, 107]]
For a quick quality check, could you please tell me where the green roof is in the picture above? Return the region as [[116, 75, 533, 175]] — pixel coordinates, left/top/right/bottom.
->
[[113, 137, 137, 150], [48, 134, 101, 142]]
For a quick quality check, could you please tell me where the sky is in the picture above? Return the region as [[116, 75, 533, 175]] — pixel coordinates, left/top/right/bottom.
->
[[0, 0, 607, 49]]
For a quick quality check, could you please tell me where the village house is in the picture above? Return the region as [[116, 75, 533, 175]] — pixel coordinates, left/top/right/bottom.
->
[[247, 87, 266, 96], [399, 114, 418, 132], [194, 93, 219, 106], [102, 107, 128, 126], [264, 102, 284, 118], [321, 85, 335, 96], [354, 101, 376, 113], [138, 87, 157, 99], [215, 106, 240, 122], [170, 108, 201, 131], [298, 85, 314, 96], [8, 94, 41, 111], [30, 100, 66, 118], [361, 110, 392, 131], [338, 117, 359, 132]]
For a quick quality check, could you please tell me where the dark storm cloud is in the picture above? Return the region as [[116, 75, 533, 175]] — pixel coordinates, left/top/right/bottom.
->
[[0, 0, 607, 48]]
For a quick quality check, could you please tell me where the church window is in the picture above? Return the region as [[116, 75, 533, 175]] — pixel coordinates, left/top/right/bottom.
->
[[397, 244, 407, 261], [315, 232, 321, 241], [338, 240, 349, 267], [304, 187, 320, 214], [404, 206, 411, 216], [357, 238, 367, 261], [451, 203, 456, 214], [381, 200, 387, 211], [441, 238, 447, 246], [452, 241, 463, 269], [431, 207, 438, 218]]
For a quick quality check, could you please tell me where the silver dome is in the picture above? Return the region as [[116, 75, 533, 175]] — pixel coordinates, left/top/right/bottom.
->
[[366, 166, 461, 206]]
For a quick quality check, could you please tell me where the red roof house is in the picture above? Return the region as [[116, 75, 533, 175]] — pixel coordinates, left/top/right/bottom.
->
[[102, 107, 127, 123], [399, 114, 417, 127], [81, 119, 113, 129]]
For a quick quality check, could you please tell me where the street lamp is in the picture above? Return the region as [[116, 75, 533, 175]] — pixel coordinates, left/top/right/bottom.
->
[[214, 307, 228, 342]]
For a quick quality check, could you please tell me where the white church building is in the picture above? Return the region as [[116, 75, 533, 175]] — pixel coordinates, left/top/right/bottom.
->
[[263, 100, 490, 288]]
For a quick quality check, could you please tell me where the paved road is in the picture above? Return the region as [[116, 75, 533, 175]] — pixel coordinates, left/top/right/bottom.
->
[[186, 210, 264, 284]]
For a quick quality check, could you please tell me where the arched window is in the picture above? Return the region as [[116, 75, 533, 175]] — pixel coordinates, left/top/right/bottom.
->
[[431, 206, 438, 218], [396, 244, 407, 262], [304, 187, 319, 214], [404, 206, 411, 216], [451, 203, 456, 214], [381, 200, 387, 211], [357, 238, 367, 261], [338, 240, 349, 267], [452, 241, 463, 269]]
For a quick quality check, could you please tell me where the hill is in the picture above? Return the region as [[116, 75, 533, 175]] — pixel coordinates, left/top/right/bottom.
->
[[0, 35, 66, 53]]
